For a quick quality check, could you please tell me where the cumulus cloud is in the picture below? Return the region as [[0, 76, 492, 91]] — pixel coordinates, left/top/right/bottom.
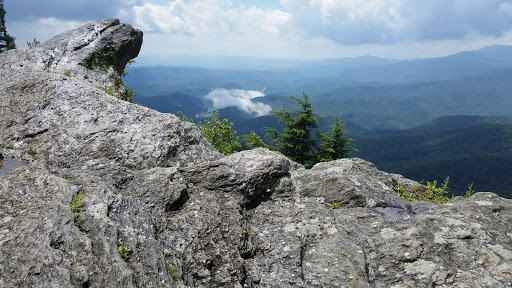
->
[[132, 1, 291, 35], [6, 0, 512, 59], [130, 0, 293, 57], [281, 0, 512, 45], [204, 89, 272, 117]]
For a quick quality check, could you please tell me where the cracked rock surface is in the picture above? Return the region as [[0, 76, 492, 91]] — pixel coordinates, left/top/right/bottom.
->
[[1, 19, 512, 287]]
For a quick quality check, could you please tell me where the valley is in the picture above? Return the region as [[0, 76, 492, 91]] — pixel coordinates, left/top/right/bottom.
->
[[125, 45, 512, 197]]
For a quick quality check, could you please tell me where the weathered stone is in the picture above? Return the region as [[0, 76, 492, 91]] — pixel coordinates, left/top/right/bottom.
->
[[1, 19, 511, 288], [292, 158, 416, 208], [0, 18, 142, 101]]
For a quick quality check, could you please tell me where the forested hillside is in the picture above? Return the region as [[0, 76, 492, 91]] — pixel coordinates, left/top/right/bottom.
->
[[352, 116, 512, 197], [126, 46, 512, 198]]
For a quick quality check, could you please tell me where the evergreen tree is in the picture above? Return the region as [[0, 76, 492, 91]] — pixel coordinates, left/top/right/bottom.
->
[[0, 0, 16, 52], [266, 92, 321, 166], [317, 116, 356, 162]]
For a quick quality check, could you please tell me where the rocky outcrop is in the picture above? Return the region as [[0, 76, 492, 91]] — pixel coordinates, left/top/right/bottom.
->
[[0, 18, 142, 101], [1, 19, 511, 288]]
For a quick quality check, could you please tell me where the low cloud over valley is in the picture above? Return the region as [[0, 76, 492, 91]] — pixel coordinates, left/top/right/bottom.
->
[[204, 89, 272, 117]]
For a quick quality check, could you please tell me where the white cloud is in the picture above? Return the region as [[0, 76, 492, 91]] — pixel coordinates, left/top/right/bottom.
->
[[279, 0, 512, 45], [499, 2, 512, 15], [133, 1, 292, 36], [131, 0, 293, 57], [9, 18, 87, 48], [204, 89, 272, 116], [6, 0, 512, 59]]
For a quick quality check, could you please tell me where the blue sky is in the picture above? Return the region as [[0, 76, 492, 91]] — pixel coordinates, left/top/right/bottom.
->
[[5, 0, 512, 60]]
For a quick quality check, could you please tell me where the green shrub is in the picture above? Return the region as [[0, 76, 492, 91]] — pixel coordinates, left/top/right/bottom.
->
[[118, 244, 132, 260], [166, 263, 180, 278], [70, 193, 86, 227], [394, 177, 451, 204], [327, 202, 342, 209], [179, 110, 241, 155], [70, 193, 86, 216]]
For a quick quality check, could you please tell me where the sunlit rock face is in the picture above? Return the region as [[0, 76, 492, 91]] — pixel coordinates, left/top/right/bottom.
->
[[1, 19, 511, 288]]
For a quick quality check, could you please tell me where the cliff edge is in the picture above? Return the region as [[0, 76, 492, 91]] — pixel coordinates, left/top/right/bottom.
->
[[0, 19, 511, 288]]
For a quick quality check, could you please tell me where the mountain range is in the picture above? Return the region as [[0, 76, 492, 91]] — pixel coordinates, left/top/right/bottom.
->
[[125, 45, 512, 197]]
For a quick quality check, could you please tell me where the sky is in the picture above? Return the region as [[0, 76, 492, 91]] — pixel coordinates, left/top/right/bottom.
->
[[5, 0, 512, 60]]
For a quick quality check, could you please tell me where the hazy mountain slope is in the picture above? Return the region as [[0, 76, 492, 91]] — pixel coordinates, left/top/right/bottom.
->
[[351, 116, 512, 196], [126, 46, 512, 130], [136, 92, 205, 117]]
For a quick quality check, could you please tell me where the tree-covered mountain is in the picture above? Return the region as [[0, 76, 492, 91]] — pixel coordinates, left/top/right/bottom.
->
[[126, 46, 512, 198], [352, 115, 512, 197]]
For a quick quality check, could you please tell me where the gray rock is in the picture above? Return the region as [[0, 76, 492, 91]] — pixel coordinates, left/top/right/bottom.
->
[[1, 20, 511, 288], [0, 18, 142, 101], [292, 158, 416, 208]]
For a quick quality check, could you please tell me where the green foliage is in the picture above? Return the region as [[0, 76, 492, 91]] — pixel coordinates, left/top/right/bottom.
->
[[394, 177, 451, 204], [82, 53, 97, 69], [179, 110, 241, 156], [50, 239, 61, 249], [379, 152, 512, 198], [317, 116, 356, 162], [101, 85, 117, 97], [70, 193, 86, 216], [266, 92, 321, 166], [64, 71, 75, 77], [266, 93, 354, 167], [45, 58, 53, 72], [118, 244, 132, 260], [100, 63, 136, 103], [70, 193, 86, 227], [106, 42, 120, 63], [123, 80, 136, 103], [327, 202, 342, 209], [0, 0, 15, 52], [242, 131, 275, 150], [26, 38, 40, 49], [246, 228, 257, 238], [123, 60, 136, 103], [466, 182, 475, 197], [166, 263, 180, 279]]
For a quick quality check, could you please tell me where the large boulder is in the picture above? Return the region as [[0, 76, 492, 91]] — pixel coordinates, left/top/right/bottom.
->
[[1, 20, 511, 287]]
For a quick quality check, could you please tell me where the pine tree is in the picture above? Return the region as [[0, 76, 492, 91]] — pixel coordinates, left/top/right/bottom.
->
[[317, 116, 356, 162], [0, 0, 16, 52], [266, 92, 321, 166]]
